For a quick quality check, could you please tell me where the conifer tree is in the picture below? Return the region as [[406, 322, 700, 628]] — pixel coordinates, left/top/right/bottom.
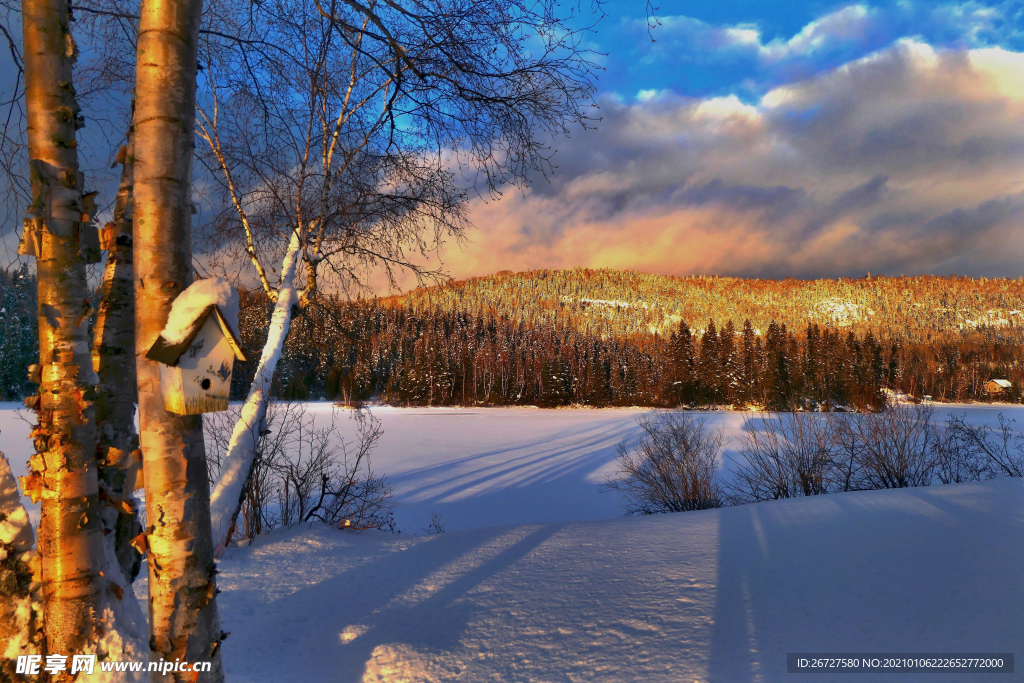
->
[[698, 321, 721, 405], [719, 320, 737, 403], [738, 320, 757, 406]]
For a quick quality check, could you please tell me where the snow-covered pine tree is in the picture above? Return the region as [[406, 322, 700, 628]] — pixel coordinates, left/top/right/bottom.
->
[[0, 266, 38, 400], [0, 452, 41, 678]]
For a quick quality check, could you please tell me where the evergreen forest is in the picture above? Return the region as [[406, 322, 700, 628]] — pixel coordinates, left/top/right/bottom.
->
[[231, 269, 1024, 409]]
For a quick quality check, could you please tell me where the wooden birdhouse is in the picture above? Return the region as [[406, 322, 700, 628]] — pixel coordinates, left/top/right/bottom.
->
[[145, 305, 246, 414]]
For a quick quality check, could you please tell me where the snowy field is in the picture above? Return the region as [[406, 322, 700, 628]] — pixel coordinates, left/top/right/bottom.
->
[[217, 479, 1023, 683], [2, 403, 1023, 681], [3, 402, 1019, 531]]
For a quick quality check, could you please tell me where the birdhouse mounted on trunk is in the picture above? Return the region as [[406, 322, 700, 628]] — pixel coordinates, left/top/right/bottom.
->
[[146, 303, 246, 414]]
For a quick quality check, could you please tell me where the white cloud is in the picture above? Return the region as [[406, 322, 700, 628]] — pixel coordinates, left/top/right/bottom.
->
[[760, 5, 876, 61], [433, 40, 1024, 281], [692, 95, 761, 123], [633, 2, 1020, 84], [643, 4, 879, 63]]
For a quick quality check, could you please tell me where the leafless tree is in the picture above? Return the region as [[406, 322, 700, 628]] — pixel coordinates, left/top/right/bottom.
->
[[943, 412, 1024, 478], [729, 411, 836, 503], [205, 401, 395, 543], [832, 402, 936, 489], [18, 0, 111, 658], [131, 0, 229, 672], [194, 0, 602, 553], [92, 124, 143, 583], [604, 411, 723, 515], [191, 0, 601, 302]]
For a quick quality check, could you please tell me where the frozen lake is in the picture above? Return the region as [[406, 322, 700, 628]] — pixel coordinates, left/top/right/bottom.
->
[[2, 402, 1022, 533]]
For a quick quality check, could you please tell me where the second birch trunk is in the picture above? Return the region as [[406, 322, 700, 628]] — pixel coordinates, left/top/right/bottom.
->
[[93, 129, 143, 584], [133, 0, 225, 677]]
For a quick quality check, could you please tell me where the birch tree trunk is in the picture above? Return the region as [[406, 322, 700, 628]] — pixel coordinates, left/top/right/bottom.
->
[[133, 0, 225, 676], [21, 0, 107, 662], [209, 231, 301, 552], [93, 129, 143, 584]]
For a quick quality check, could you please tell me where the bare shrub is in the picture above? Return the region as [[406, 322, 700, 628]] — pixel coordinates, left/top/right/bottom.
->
[[603, 412, 723, 515], [930, 415, 993, 484], [729, 411, 836, 503], [423, 512, 447, 534], [829, 412, 865, 492], [830, 402, 936, 489], [275, 408, 395, 531], [728, 404, 970, 502], [944, 413, 1024, 478], [204, 402, 396, 544]]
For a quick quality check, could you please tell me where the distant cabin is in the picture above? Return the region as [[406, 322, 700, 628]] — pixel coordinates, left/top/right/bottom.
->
[[146, 305, 246, 414], [985, 379, 1012, 397]]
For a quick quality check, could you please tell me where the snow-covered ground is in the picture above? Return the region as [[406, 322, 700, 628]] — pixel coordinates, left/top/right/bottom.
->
[[218, 478, 1023, 683], [2, 403, 1022, 681], [0, 403, 744, 532], [335, 406, 659, 532], [3, 403, 1019, 532]]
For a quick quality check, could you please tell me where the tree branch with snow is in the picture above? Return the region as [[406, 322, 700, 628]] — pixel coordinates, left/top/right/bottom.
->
[[209, 230, 302, 553]]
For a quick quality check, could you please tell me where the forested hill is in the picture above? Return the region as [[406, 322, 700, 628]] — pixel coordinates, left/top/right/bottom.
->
[[3, 266, 1023, 406], [381, 269, 1024, 343], [235, 269, 1024, 410]]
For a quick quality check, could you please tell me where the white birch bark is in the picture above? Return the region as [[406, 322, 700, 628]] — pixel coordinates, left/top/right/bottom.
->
[[209, 230, 302, 552], [132, 0, 225, 674], [93, 130, 143, 585], [22, 0, 108, 661]]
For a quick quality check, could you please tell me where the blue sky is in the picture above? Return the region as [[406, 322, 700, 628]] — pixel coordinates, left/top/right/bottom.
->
[[436, 0, 1024, 281], [596, 0, 1023, 98]]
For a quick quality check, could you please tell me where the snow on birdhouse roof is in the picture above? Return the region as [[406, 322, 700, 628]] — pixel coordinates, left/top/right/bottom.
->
[[147, 304, 247, 366], [159, 277, 241, 346], [989, 379, 1012, 388]]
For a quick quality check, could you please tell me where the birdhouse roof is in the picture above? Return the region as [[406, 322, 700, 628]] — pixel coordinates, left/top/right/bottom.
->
[[146, 305, 247, 366], [988, 379, 1012, 388]]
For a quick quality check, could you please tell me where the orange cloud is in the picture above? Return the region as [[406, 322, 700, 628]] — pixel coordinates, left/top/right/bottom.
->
[[421, 40, 1024, 285]]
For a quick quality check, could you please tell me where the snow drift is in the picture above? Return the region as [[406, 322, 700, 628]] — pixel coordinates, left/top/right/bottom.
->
[[215, 477, 1024, 683]]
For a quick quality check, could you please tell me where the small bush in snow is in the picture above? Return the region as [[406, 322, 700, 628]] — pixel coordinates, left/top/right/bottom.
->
[[729, 411, 837, 502], [830, 403, 937, 489], [604, 412, 723, 515], [424, 512, 447, 534], [930, 415, 995, 484], [943, 413, 1024, 479], [205, 402, 396, 544]]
